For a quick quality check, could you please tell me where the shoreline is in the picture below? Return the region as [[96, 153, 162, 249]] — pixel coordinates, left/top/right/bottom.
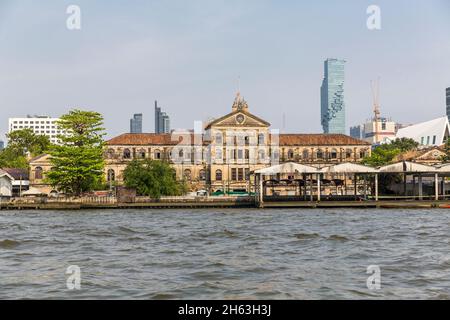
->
[[1, 200, 450, 210]]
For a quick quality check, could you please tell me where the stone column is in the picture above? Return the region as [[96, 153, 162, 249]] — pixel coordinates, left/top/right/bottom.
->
[[375, 174, 379, 201]]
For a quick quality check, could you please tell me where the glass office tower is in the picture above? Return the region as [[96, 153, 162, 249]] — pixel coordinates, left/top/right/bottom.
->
[[130, 113, 143, 133], [321, 58, 346, 134], [154, 101, 171, 134]]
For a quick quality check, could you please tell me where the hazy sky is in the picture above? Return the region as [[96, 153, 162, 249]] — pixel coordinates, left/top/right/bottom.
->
[[1, 0, 449, 140]]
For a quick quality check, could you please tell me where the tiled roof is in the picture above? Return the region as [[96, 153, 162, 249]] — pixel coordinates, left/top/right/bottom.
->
[[106, 133, 204, 146], [277, 134, 370, 146], [107, 133, 370, 147], [2, 168, 29, 180]]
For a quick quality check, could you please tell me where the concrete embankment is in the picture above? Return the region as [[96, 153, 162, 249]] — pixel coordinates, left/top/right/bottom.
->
[[1, 199, 450, 210]]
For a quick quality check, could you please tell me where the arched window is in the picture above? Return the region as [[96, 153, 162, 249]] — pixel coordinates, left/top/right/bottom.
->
[[316, 149, 324, 159], [179, 149, 184, 158], [302, 149, 309, 160], [215, 169, 222, 181], [154, 150, 161, 160], [106, 148, 115, 159], [199, 169, 206, 181], [258, 133, 265, 145], [359, 149, 367, 159], [35, 167, 43, 180], [330, 149, 338, 159], [215, 132, 223, 145], [184, 169, 192, 180], [137, 149, 146, 159], [345, 149, 352, 159], [107, 169, 115, 182], [288, 149, 294, 159], [123, 149, 131, 159]]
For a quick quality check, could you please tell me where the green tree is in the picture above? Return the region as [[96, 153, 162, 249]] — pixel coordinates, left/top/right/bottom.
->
[[362, 138, 419, 167], [46, 110, 106, 195], [0, 129, 51, 169], [6, 128, 51, 156], [123, 159, 187, 198]]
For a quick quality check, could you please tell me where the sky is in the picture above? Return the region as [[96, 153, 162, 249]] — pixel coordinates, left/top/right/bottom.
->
[[0, 0, 449, 140]]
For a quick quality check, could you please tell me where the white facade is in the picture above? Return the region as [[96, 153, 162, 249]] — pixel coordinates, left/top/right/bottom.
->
[[8, 116, 65, 144], [0, 170, 13, 197], [363, 119, 397, 144], [396, 116, 450, 147]]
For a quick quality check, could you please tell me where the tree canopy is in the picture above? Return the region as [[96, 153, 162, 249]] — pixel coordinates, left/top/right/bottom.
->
[[46, 110, 106, 195], [362, 138, 419, 167], [123, 159, 187, 198], [0, 128, 51, 169]]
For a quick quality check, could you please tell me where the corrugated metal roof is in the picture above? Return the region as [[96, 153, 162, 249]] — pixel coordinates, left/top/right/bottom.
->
[[378, 161, 436, 173], [254, 162, 318, 174], [320, 162, 378, 173]]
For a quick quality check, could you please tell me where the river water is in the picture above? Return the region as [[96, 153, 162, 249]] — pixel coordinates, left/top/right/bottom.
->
[[1, 208, 450, 299]]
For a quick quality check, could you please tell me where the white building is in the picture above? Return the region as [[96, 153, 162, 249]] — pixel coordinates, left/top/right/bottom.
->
[[0, 169, 13, 198], [396, 116, 450, 147], [362, 118, 397, 145], [8, 116, 65, 144]]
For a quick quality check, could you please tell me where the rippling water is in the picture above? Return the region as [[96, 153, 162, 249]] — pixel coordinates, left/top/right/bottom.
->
[[1, 208, 450, 299]]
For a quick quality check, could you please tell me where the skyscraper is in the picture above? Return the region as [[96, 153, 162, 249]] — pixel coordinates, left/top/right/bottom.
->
[[446, 87, 450, 122], [154, 100, 170, 134], [0, 140, 4, 150], [321, 58, 346, 134], [130, 113, 143, 133]]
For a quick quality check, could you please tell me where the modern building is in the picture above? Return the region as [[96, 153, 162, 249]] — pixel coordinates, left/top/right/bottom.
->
[[8, 116, 65, 144], [321, 58, 346, 134], [362, 118, 397, 145], [154, 101, 170, 134], [29, 92, 371, 194], [350, 125, 363, 140], [446, 87, 450, 122], [130, 113, 143, 134], [396, 116, 450, 147], [0, 140, 4, 150]]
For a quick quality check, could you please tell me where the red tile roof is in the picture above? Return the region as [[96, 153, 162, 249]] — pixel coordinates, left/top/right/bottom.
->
[[277, 134, 370, 146], [107, 133, 369, 147]]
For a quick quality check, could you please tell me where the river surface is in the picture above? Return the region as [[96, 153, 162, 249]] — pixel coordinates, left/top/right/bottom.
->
[[1, 208, 450, 299]]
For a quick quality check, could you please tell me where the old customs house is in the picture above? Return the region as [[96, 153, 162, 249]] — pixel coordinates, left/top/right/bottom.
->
[[28, 93, 370, 194], [101, 93, 370, 194]]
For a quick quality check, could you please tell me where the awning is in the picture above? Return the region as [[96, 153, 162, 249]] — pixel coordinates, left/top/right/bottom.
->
[[320, 162, 378, 174], [254, 162, 318, 175], [378, 161, 436, 173]]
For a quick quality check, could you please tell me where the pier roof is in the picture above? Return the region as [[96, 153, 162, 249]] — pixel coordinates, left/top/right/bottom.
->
[[254, 162, 318, 175], [320, 162, 378, 173], [378, 161, 436, 173]]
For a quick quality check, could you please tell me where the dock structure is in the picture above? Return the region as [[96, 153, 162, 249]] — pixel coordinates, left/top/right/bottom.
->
[[253, 161, 450, 208]]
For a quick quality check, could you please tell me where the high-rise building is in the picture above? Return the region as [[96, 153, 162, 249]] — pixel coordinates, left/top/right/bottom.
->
[[130, 113, 143, 133], [154, 101, 170, 134], [350, 125, 363, 140], [0, 140, 4, 150], [446, 87, 450, 122], [8, 115, 67, 145], [321, 58, 346, 134]]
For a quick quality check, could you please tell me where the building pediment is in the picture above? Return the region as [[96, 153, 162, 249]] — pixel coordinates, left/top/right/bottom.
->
[[205, 110, 270, 129]]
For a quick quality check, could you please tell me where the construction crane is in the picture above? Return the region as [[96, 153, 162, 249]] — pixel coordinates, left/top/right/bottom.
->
[[371, 78, 381, 143]]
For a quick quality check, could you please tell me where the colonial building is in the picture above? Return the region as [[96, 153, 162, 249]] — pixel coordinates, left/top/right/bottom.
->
[[103, 93, 371, 193]]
